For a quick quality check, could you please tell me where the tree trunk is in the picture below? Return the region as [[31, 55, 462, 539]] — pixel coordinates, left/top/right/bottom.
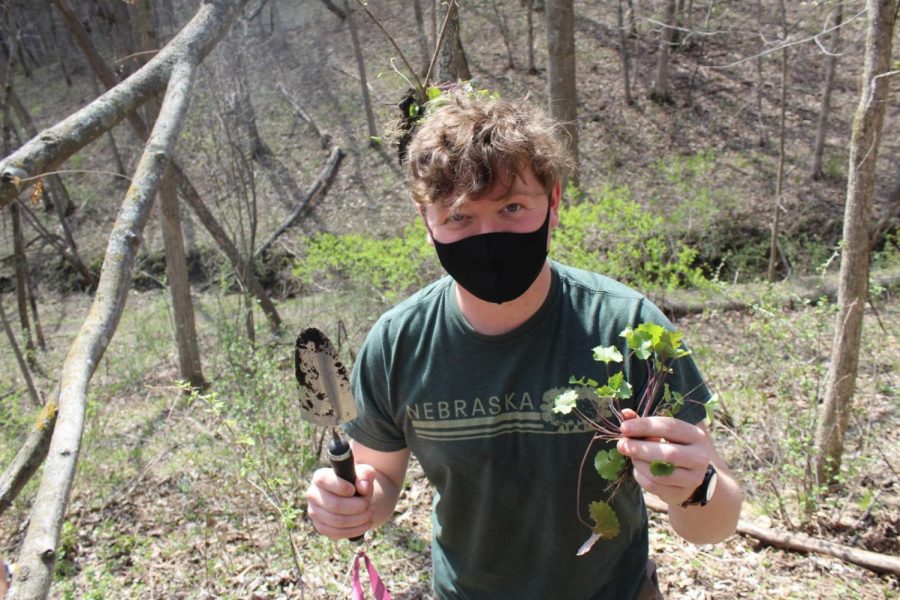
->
[[0, 296, 42, 408], [767, 0, 789, 282], [491, 0, 516, 70], [545, 0, 578, 180], [435, 0, 470, 82], [133, 0, 205, 390], [413, 0, 430, 76], [525, 0, 538, 75], [89, 75, 130, 181], [674, 0, 687, 44], [158, 164, 206, 389], [754, 0, 768, 148], [10, 196, 36, 365], [811, 0, 843, 181], [42, 0, 72, 85], [626, 0, 638, 36], [42, 0, 282, 331], [617, 0, 634, 105], [269, 0, 288, 52], [318, 0, 345, 20], [815, 0, 896, 484], [225, 32, 270, 160], [343, 0, 378, 141], [650, 0, 676, 103], [96, 0, 136, 75]]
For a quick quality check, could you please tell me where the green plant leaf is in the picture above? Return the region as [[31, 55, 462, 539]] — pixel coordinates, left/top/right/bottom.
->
[[704, 393, 719, 423], [588, 500, 620, 539], [592, 345, 623, 364], [569, 375, 599, 388], [594, 448, 626, 481], [622, 325, 654, 360], [650, 461, 675, 477], [553, 390, 579, 415], [610, 372, 633, 399], [596, 371, 633, 400]]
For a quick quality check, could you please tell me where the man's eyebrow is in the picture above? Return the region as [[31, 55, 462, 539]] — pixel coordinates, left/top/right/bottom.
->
[[503, 187, 546, 199]]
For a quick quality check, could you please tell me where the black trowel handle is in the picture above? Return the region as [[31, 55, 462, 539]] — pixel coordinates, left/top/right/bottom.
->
[[327, 431, 364, 543]]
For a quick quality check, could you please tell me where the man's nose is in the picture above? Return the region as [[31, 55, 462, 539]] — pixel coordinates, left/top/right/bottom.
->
[[474, 216, 501, 235]]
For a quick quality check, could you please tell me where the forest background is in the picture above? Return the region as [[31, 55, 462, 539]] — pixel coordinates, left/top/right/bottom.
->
[[0, 0, 898, 598]]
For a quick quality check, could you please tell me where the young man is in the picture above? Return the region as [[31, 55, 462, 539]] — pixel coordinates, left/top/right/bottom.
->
[[305, 92, 742, 599]]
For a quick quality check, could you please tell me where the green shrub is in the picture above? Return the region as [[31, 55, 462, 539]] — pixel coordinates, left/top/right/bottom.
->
[[294, 185, 706, 298], [293, 219, 440, 301], [553, 185, 706, 291], [652, 150, 726, 237]]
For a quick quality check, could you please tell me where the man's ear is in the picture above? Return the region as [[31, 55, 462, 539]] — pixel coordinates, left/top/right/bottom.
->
[[550, 181, 562, 208], [549, 181, 562, 228]]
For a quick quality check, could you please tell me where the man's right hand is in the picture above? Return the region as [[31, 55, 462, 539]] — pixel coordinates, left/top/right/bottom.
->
[[305, 464, 378, 540]]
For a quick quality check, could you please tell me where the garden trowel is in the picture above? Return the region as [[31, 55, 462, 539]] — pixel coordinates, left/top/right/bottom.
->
[[294, 327, 363, 542]]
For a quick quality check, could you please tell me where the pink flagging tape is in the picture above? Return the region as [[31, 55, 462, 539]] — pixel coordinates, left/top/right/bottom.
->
[[351, 550, 392, 600]]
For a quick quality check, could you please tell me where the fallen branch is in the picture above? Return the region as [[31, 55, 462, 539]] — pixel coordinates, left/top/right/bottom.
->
[[0, 1, 246, 210], [54, 0, 281, 332], [644, 494, 900, 576], [654, 271, 900, 318], [0, 389, 57, 517], [254, 146, 344, 258], [275, 82, 329, 147], [8, 52, 202, 600]]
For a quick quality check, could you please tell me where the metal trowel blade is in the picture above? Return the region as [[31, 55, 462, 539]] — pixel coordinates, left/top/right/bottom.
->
[[294, 327, 357, 427]]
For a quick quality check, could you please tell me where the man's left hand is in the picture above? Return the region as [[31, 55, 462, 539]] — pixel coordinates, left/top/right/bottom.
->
[[616, 409, 710, 507]]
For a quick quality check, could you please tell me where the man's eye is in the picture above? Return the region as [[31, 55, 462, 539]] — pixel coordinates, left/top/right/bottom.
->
[[446, 213, 466, 223], [504, 204, 523, 213]]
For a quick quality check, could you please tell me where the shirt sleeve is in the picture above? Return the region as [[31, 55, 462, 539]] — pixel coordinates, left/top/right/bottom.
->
[[343, 320, 409, 452]]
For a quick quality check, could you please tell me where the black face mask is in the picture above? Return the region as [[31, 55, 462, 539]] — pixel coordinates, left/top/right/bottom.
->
[[430, 206, 551, 304]]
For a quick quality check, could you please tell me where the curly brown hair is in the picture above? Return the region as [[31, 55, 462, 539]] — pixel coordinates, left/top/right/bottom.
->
[[406, 92, 574, 209]]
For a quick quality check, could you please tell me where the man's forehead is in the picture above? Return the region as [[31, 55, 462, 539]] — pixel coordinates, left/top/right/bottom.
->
[[448, 169, 544, 206]]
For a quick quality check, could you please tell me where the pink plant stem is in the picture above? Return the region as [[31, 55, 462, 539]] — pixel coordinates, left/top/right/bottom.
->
[[575, 433, 603, 529], [574, 408, 619, 439]]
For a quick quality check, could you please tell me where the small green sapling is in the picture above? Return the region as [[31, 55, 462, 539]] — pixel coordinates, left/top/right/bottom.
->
[[553, 322, 713, 555]]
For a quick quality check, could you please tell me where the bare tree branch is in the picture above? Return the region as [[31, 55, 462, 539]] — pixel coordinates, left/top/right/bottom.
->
[[0, 0, 250, 209], [699, 7, 867, 70], [254, 146, 344, 258], [52, 0, 282, 332], [275, 82, 329, 147], [318, 0, 346, 20], [7, 16, 219, 595], [644, 494, 900, 576], [0, 389, 57, 518], [0, 296, 42, 408]]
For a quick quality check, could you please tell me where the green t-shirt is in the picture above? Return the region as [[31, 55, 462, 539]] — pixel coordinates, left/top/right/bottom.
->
[[346, 262, 710, 600]]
